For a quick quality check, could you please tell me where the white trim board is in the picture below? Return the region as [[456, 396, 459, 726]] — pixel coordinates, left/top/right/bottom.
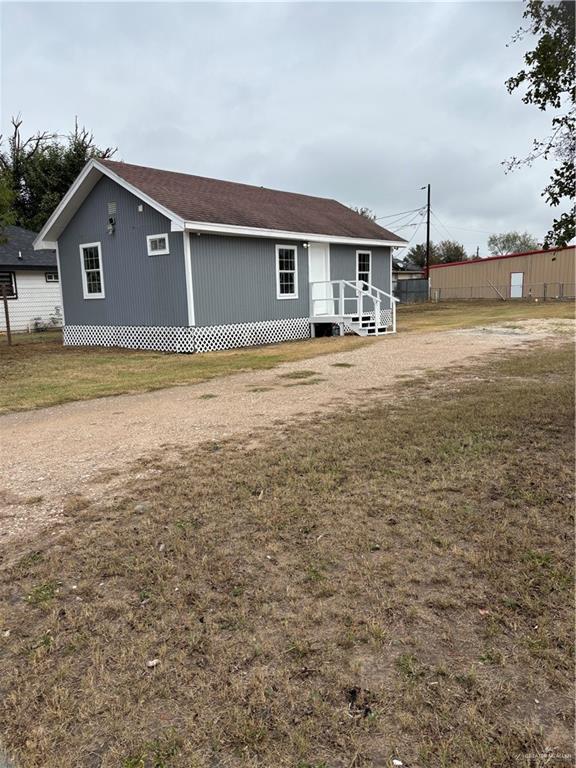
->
[[182, 232, 195, 326], [185, 221, 406, 248], [34, 159, 185, 250], [34, 158, 407, 251]]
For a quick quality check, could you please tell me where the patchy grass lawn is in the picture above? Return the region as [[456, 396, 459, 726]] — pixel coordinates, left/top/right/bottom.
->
[[0, 342, 573, 768], [0, 301, 573, 413], [0, 332, 369, 414], [397, 299, 574, 333]]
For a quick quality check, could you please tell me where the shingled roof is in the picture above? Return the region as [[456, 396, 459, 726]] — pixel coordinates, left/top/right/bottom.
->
[[100, 160, 404, 242], [0, 226, 56, 269]]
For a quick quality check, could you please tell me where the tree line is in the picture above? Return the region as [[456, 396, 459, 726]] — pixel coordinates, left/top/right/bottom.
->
[[0, 116, 115, 235], [400, 231, 540, 270]]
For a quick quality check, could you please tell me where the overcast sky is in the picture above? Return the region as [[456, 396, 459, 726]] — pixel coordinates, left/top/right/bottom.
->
[[1, 1, 557, 254]]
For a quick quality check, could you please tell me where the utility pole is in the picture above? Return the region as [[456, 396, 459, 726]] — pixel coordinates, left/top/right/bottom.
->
[[420, 184, 431, 279], [425, 183, 431, 279]]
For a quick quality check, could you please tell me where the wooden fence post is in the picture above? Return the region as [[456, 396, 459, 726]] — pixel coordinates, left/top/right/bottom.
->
[[1, 284, 12, 346]]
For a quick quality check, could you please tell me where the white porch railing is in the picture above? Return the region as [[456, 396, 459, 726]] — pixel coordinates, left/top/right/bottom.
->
[[309, 279, 399, 334]]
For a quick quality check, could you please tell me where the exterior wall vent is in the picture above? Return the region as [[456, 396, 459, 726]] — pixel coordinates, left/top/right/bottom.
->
[[107, 201, 117, 235]]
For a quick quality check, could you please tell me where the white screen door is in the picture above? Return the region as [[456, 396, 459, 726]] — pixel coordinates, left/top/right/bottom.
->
[[309, 243, 332, 315], [510, 272, 524, 299]]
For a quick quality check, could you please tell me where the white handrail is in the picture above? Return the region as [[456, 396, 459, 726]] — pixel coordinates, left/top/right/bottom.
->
[[309, 279, 398, 327]]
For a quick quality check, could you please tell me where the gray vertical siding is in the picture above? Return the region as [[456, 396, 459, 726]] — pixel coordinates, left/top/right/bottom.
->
[[190, 238, 392, 326], [329, 245, 392, 308], [58, 173, 392, 330], [58, 176, 188, 326], [190, 235, 310, 326]]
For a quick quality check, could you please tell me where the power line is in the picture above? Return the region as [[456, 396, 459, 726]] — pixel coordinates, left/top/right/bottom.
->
[[397, 209, 427, 252], [430, 214, 495, 236], [430, 209, 457, 241], [376, 206, 424, 221], [387, 207, 427, 232]]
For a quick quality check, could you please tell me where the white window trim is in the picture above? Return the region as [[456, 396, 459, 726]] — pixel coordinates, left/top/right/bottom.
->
[[275, 244, 299, 300], [45, 271, 59, 283], [356, 249, 372, 288], [146, 233, 170, 256], [79, 241, 105, 299]]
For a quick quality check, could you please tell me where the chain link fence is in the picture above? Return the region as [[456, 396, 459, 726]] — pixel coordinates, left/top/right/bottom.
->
[[430, 283, 575, 301]]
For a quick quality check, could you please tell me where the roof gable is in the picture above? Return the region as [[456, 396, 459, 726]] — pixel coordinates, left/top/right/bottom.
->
[[35, 159, 406, 248]]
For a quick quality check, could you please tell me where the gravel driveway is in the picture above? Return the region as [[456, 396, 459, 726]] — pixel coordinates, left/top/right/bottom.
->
[[1, 320, 570, 545]]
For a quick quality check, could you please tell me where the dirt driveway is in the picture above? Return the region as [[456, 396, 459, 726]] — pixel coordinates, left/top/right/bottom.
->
[[0, 320, 571, 545]]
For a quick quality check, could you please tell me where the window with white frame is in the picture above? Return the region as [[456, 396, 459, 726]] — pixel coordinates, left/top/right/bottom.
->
[[146, 233, 170, 256], [357, 250, 371, 290], [45, 272, 59, 283], [275, 245, 298, 298], [79, 242, 105, 299]]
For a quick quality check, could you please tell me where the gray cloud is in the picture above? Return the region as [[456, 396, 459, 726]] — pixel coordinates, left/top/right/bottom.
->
[[1, 1, 557, 254]]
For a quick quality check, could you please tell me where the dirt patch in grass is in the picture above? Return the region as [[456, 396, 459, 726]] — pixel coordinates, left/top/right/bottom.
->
[[0, 333, 370, 414], [0, 344, 573, 768], [278, 369, 320, 379]]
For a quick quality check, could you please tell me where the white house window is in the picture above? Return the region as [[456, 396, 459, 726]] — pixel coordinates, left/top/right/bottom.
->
[[357, 250, 371, 290], [45, 272, 59, 283], [0, 271, 16, 299], [147, 233, 170, 256], [79, 242, 105, 299], [275, 245, 298, 299]]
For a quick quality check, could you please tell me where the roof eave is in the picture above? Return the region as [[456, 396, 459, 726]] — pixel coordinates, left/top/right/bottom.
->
[[33, 159, 186, 250], [183, 220, 407, 247]]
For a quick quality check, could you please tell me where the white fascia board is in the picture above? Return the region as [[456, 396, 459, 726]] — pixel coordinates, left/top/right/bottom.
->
[[33, 159, 186, 250], [184, 220, 407, 248]]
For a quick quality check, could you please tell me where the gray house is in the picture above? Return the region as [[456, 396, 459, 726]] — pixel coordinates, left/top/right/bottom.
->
[[34, 159, 406, 353]]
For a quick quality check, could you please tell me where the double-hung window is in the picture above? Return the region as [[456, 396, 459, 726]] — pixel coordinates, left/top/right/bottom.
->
[[357, 250, 371, 291], [275, 245, 298, 299], [79, 242, 105, 299], [147, 233, 170, 256]]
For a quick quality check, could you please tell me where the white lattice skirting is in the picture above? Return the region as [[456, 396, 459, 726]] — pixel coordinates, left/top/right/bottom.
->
[[63, 318, 311, 354]]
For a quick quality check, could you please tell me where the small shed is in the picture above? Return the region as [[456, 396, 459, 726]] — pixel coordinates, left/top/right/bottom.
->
[[0, 226, 61, 332], [429, 246, 575, 301]]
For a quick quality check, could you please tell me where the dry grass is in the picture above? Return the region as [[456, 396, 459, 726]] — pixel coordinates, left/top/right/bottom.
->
[[0, 333, 369, 413], [0, 301, 573, 414], [0, 342, 573, 767], [397, 298, 574, 333]]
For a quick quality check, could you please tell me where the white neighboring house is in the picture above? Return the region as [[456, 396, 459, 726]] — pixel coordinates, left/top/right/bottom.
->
[[0, 225, 62, 333]]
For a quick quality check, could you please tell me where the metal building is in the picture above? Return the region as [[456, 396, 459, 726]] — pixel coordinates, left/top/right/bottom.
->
[[429, 246, 575, 301]]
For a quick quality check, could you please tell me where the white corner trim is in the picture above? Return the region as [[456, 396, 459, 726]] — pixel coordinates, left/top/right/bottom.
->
[[146, 233, 170, 256], [182, 232, 195, 326], [185, 220, 407, 248], [55, 242, 65, 324], [275, 243, 299, 300], [79, 241, 105, 299]]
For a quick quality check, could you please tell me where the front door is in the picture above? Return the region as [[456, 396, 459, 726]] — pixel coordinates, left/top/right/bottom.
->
[[510, 272, 524, 299], [308, 243, 332, 315]]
